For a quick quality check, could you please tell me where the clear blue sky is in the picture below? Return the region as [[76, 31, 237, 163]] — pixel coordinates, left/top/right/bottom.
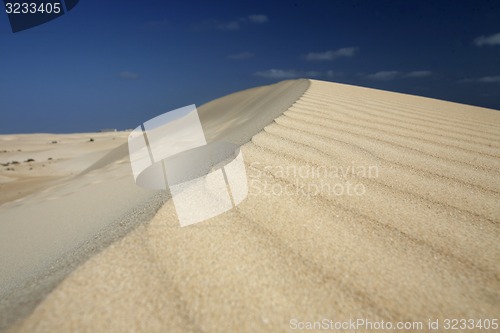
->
[[1, 0, 499, 133]]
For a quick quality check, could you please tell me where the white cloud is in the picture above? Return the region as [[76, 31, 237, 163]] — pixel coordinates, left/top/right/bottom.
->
[[365, 71, 400, 80], [220, 21, 241, 30], [196, 15, 268, 31], [325, 70, 336, 78], [254, 69, 304, 79], [254, 69, 332, 79], [305, 47, 358, 61], [118, 71, 139, 79], [405, 70, 433, 78], [474, 32, 500, 46], [227, 52, 255, 60], [365, 70, 435, 80], [460, 75, 500, 83], [248, 15, 269, 24], [478, 76, 500, 83], [305, 71, 322, 77]]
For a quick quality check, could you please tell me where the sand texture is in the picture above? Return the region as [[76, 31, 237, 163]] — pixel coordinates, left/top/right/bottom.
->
[[3, 79, 500, 332], [0, 80, 308, 331]]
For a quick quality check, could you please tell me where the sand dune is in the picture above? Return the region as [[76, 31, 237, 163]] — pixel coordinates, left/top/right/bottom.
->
[[0, 80, 308, 331], [3, 80, 500, 332]]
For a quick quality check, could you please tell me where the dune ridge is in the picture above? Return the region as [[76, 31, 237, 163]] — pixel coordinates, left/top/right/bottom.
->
[[6, 79, 500, 332]]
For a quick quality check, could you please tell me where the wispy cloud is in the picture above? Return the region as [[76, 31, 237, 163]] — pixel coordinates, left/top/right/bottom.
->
[[477, 76, 500, 83], [218, 20, 241, 31], [195, 15, 269, 31], [325, 70, 336, 78], [227, 51, 255, 60], [254, 69, 336, 79], [460, 75, 500, 83], [365, 71, 400, 80], [248, 15, 269, 24], [305, 47, 358, 61], [365, 70, 434, 80], [254, 69, 308, 79], [118, 71, 139, 80], [474, 32, 500, 46], [405, 70, 433, 78]]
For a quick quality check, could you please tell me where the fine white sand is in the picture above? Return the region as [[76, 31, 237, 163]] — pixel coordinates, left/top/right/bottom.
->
[[2, 79, 499, 332]]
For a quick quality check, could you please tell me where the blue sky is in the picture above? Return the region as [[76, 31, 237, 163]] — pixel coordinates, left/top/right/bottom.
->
[[1, 0, 499, 133]]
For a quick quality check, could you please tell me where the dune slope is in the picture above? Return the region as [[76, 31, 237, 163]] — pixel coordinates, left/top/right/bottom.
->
[[0, 80, 309, 331], [7, 79, 500, 332]]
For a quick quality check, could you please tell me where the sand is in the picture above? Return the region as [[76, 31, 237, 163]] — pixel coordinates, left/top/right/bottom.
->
[[0, 131, 170, 330], [0, 80, 308, 331], [2, 79, 499, 332]]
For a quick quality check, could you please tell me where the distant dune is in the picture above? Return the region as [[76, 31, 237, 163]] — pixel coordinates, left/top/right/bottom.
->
[[1, 79, 499, 332]]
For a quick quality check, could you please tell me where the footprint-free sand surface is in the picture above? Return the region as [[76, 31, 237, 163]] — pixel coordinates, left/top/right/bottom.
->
[[2, 79, 499, 332]]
